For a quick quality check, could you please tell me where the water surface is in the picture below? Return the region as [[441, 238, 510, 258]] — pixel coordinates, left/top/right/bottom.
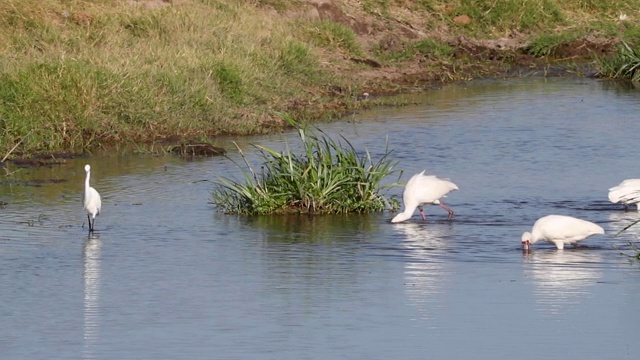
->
[[1, 78, 640, 360]]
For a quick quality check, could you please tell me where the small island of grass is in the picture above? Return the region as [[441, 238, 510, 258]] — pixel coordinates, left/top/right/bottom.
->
[[212, 117, 400, 215]]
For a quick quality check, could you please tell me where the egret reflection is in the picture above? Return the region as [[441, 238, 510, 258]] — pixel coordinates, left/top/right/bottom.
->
[[396, 223, 452, 320], [523, 249, 602, 315], [83, 238, 102, 360]]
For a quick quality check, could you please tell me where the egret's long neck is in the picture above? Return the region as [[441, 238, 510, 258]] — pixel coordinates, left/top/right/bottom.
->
[[85, 170, 91, 193]]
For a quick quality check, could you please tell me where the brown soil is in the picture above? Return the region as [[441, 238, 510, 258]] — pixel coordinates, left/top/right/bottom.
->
[[131, 0, 619, 92], [294, 0, 618, 93]]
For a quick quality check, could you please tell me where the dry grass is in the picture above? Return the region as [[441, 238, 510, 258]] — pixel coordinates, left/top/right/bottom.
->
[[1, 0, 639, 155], [0, 0, 342, 153]]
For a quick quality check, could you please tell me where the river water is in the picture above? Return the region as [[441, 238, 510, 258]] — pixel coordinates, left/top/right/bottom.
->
[[1, 77, 639, 359]]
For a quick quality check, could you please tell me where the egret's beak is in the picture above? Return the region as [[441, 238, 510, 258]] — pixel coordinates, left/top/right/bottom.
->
[[522, 240, 530, 250]]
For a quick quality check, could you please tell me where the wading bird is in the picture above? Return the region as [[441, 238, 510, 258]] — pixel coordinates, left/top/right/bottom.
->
[[608, 179, 640, 211], [83, 164, 102, 233], [521, 215, 604, 250], [391, 170, 458, 223]]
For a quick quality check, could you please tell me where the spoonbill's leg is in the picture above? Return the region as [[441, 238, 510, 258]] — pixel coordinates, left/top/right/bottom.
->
[[439, 203, 455, 220], [418, 206, 427, 221]]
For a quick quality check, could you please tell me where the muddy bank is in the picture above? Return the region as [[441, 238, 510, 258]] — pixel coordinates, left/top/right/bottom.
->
[[1, 0, 627, 162]]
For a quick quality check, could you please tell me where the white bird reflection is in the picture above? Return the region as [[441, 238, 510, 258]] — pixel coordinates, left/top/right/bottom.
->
[[83, 237, 102, 360], [396, 223, 452, 321], [523, 249, 602, 315]]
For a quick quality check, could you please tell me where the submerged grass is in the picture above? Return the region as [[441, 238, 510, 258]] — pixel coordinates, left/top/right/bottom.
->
[[212, 116, 401, 215], [615, 219, 640, 259], [597, 42, 640, 81]]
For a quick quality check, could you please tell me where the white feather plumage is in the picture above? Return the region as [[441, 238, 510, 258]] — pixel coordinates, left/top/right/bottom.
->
[[391, 171, 458, 223]]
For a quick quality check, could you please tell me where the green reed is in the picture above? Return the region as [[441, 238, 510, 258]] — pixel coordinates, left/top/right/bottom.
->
[[615, 218, 640, 259], [597, 42, 640, 81], [212, 117, 400, 215]]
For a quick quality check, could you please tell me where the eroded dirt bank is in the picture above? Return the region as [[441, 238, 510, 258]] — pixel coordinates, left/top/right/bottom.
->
[[1, 0, 626, 164]]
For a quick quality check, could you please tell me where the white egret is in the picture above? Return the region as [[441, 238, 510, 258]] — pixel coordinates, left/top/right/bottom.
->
[[83, 164, 102, 232], [608, 179, 640, 211], [391, 170, 459, 223], [521, 215, 604, 250]]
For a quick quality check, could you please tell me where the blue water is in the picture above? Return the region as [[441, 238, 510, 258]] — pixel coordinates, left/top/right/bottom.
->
[[1, 77, 640, 360]]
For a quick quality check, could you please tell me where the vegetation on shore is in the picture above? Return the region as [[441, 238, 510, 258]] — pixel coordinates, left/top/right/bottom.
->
[[597, 42, 640, 81], [2, 0, 640, 156], [211, 116, 400, 215]]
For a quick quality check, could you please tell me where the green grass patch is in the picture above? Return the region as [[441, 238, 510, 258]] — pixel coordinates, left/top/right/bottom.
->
[[303, 20, 364, 57], [0, 0, 346, 155], [361, 0, 391, 18], [454, 0, 564, 34], [213, 61, 245, 104], [621, 23, 640, 46], [374, 37, 453, 63], [212, 116, 400, 215], [597, 42, 640, 81], [525, 32, 578, 57], [276, 40, 321, 80], [3, 0, 640, 156], [565, 0, 635, 13], [414, 38, 454, 58]]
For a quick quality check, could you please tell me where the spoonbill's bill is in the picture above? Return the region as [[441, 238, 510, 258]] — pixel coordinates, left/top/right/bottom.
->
[[83, 164, 102, 233], [391, 170, 458, 223], [608, 179, 640, 211], [521, 215, 604, 250]]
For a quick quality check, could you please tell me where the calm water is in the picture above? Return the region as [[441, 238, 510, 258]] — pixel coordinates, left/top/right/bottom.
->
[[1, 78, 640, 360]]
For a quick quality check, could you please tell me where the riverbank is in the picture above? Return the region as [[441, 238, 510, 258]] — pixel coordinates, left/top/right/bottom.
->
[[1, 0, 638, 158]]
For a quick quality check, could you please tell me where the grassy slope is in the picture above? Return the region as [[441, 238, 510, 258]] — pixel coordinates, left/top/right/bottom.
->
[[1, 0, 639, 155]]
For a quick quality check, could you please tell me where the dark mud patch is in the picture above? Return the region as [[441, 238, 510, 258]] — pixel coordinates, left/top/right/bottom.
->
[[6, 153, 86, 168], [167, 143, 227, 158]]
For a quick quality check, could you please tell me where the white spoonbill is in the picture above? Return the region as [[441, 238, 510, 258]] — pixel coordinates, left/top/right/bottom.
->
[[391, 170, 459, 223], [608, 179, 640, 211], [83, 164, 102, 233], [521, 215, 604, 250]]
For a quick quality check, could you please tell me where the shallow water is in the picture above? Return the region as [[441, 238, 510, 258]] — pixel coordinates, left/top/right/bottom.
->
[[1, 78, 640, 360]]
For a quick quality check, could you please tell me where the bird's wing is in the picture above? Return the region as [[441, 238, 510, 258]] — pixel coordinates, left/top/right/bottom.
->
[[412, 176, 458, 203], [609, 179, 640, 203], [535, 215, 603, 242], [90, 187, 102, 213]]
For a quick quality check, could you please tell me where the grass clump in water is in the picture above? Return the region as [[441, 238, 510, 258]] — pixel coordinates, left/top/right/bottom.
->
[[212, 117, 400, 215], [597, 42, 640, 81]]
